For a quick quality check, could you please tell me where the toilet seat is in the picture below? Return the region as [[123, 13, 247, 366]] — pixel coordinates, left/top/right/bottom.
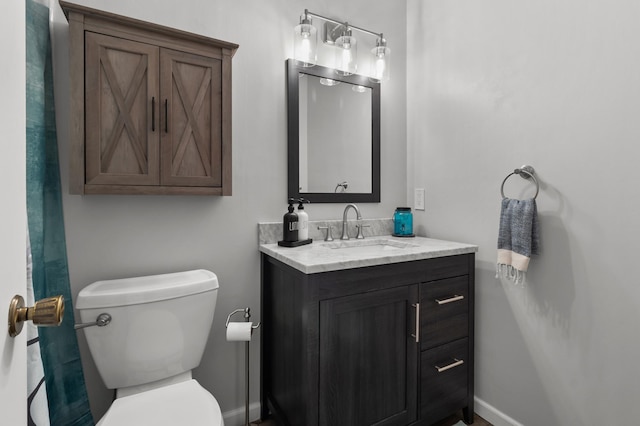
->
[[97, 379, 223, 426]]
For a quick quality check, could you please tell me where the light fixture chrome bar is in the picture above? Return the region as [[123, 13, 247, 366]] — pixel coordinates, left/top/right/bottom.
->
[[304, 9, 383, 39]]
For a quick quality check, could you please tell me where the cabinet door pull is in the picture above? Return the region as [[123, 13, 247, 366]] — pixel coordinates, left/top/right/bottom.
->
[[164, 99, 168, 133], [151, 97, 155, 132], [435, 358, 464, 373], [410, 303, 420, 343], [435, 295, 464, 305]]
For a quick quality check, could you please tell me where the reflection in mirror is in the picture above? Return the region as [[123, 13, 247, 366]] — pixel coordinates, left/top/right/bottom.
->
[[287, 59, 380, 203], [299, 74, 372, 193]]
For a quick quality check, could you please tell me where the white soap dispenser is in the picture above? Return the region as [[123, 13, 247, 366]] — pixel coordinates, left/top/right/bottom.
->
[[297, 198, 310, 241]]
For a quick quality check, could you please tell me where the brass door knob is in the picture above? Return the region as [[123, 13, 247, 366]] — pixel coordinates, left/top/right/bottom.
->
[[8, 295, 64, 337]]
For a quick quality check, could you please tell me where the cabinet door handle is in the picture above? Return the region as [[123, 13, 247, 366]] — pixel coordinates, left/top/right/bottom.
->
[[151, 97, 155, 132], [164, 99, 168, 133], [435, 295, 464, 305], [435, 358, 464, 373], [410, 303, 420, 343]]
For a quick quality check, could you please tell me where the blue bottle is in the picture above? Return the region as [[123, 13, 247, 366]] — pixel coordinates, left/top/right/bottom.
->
[[393, 207, 413, 236]]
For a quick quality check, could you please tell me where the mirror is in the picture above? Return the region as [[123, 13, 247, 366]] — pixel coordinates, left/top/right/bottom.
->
[[287, 59, 380, 203]]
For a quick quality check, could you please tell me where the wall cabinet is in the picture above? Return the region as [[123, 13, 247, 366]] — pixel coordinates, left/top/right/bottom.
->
[[261, 253, 475, 426], [61, 1, 238, 195]]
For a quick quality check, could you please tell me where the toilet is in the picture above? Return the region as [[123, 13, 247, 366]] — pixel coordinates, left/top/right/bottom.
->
[[76, 269, 223, 426]]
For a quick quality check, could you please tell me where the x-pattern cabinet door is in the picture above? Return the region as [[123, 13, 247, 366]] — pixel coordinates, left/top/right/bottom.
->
[[160, 49, 222, 187], [85, 32, 160, 186]]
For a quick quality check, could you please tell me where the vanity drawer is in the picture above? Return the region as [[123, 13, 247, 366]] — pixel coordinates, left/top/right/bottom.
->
[[420, 338, 469, 423], [420, 276, 469, 350]]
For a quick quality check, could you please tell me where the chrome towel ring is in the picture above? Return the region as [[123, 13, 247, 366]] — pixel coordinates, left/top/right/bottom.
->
[[500, 165, 539, 199]]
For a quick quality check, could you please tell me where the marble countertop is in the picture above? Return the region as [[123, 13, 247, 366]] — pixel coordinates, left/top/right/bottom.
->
[[259, 235, 478, 274]]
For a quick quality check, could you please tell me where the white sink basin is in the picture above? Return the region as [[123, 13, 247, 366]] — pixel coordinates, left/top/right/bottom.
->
[[321, 238, 419, 251]]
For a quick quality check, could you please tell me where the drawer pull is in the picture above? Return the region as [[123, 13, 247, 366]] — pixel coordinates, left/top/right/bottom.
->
[[411, 303, 420, 343], [435, 358, 464, 373], [435, 295, 464, 305]]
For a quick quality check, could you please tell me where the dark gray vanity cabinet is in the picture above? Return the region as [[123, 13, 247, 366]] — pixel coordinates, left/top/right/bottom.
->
[[319, 285, 419, 425], [260, 253, 474, 426]]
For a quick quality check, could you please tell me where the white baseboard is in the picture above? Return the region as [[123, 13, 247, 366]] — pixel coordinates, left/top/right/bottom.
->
[[222, 401, 261, 426], [223, 398, 522, 426], [475, 397, 525, 426]]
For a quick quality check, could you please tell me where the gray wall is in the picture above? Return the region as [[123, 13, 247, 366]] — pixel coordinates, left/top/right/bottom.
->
[[407, 1, 640, 425], [50, 0, 406, 422]]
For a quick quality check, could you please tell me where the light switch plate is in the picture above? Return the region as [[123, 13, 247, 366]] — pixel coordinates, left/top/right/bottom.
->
[[415, 188, 425, 211]]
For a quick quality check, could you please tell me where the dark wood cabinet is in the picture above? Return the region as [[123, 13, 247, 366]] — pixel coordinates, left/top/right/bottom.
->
[[261, 253, 475, 426], [61, 1, 237, 195], [319, 286, 418, 426]]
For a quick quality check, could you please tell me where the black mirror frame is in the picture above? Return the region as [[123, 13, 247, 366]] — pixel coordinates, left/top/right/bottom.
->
[[286, 59, 381, 203]]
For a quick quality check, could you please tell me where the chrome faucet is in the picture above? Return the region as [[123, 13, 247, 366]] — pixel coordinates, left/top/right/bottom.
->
[[341, 203, 363, 240]]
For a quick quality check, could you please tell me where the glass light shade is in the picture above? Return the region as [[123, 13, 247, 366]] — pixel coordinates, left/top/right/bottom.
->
[[294, 19, 317, 67], [334, 34, 357, 76], [370, 44, 390, 83]]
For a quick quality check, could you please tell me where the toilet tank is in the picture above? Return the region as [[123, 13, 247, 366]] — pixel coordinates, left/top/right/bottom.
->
[[76, 270, 219, 390]]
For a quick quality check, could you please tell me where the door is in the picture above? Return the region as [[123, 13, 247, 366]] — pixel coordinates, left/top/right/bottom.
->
[[319, 285, 419, 426], [160, 48, 223, 187], [0, 1, 28, 423], [85, 32, 160, 186]]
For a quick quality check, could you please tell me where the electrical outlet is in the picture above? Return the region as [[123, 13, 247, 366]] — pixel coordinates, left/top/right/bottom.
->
[[415, 188, 425, 211]]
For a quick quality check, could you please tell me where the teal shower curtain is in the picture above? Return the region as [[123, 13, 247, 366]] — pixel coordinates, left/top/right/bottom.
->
[[26, 0, 94, 425]]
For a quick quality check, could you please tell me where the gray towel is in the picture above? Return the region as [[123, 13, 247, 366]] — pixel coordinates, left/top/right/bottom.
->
[[497, 198, 540, 284]]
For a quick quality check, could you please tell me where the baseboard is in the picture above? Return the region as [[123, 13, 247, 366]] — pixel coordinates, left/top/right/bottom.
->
[[474, 397, 525, 426], [223, 398, 521, 426], [222, 401, 261, 426]]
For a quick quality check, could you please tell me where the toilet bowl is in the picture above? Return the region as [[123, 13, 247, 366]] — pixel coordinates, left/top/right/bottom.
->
[[97, 379, 222, 426], [76, 270, 223, 426]]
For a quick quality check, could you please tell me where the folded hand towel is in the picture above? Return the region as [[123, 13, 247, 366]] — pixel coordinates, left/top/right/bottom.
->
[[496, 197, 539, 284]]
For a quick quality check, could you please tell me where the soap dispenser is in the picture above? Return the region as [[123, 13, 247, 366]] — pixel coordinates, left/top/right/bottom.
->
[[282, 198, 299, 243], [297, 198, 310, 241], [278, 198, 313, 247]]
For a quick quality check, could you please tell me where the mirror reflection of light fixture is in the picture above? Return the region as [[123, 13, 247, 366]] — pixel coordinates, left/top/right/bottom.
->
[[319, 78, 341, 86], [352, 85, 367, 93], [293, 13, 317, 67], [293, 9, 389, 83]]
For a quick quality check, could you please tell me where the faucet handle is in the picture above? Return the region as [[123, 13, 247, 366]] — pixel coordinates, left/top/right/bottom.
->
[[355, 224, 370, 239], [318, 225, 334, 242]]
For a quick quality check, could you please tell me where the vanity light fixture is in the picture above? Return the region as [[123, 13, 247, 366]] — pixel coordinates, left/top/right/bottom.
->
[[334, 25, 357, 76], [293, 9, 390, 83], [293, 12, 318, 67], [370, 37, 390, 82]]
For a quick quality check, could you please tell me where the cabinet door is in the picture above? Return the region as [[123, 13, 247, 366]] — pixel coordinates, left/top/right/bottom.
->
[[319, 286, 418, 426], [160, 49, 222, 187], [85, 32, 159, 186]]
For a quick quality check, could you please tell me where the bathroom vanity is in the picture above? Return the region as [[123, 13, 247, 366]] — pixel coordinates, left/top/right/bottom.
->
[[259, 229, 477, 426]]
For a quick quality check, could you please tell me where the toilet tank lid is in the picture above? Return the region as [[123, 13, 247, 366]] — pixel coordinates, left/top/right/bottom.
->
[[76, 269, 218, 309]]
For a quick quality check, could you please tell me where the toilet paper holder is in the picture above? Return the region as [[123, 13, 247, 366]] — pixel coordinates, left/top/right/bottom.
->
[[226, 307, 260, 426], [225, 307, 261, 330]]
